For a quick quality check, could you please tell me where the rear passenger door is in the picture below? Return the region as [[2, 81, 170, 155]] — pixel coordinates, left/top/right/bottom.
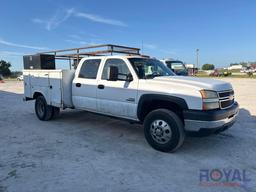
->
[[72, 59, 101, 112]]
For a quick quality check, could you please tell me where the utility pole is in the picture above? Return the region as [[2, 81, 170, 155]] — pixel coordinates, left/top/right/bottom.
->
[[141, 40, 144, 55], [196, 49, 199, 69]]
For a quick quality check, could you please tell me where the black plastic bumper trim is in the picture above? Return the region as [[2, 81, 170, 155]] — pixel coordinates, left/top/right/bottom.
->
[[183, 102, 239, 121]]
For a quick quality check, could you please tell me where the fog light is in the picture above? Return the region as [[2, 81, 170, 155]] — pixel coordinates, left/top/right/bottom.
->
[[203, 100, 220, 110]]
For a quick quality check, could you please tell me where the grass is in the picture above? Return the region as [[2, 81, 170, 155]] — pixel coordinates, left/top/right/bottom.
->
[[3, 78, 18, 81], [196, 71, 256, 79]]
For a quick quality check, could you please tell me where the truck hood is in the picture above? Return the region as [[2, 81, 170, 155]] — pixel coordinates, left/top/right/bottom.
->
[[153, 76, 232, 91]]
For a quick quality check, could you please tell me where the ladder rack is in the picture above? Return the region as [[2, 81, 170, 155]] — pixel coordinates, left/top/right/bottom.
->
[[39, 44, 141, 61]]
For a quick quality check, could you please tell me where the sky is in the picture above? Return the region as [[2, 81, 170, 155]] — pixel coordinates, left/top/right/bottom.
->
[[0, 0, 256, 70]]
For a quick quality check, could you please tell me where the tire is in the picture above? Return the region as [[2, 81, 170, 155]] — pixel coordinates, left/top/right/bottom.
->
[[35, 95, 53, 121], [144, 109, 185, 152], [51, 107, 60, 120]]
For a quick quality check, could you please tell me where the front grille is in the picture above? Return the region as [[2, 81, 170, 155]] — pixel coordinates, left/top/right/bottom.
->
[[218, 90, 234, 98], [220, 99, 234, 108], [218, 90, 235, 109]]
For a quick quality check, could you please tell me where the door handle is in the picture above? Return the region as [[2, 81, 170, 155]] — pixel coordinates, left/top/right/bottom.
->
[[126, 98, 135, 102], [98, 84, 105, 89], [76, 83, 81, 87]]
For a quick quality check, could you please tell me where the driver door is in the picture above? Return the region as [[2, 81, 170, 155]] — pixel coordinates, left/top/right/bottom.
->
[[97, 58, 138, 119]]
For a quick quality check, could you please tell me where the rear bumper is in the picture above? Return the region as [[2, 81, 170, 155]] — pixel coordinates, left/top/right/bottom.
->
[[183, 102, 239, 132]]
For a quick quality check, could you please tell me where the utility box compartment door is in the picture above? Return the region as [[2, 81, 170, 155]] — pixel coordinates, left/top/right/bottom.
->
[[30, 71, 49, 87], [23, 71, 32, 98], [48, 71, 62, 107]]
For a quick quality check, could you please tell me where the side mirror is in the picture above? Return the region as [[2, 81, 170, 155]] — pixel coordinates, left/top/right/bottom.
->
[[126, 73, 133, 82], [108, 66, 118, 81]]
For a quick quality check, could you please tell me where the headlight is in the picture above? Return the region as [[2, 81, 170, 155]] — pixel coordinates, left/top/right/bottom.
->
[[200, 90, 218, 99], [200, 90, 219, 110]]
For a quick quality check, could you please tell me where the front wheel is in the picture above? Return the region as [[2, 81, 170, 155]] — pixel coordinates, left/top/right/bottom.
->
[[144, 109, 185, 152]]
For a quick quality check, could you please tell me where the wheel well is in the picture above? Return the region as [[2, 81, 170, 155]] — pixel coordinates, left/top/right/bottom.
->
[[33, 92, 43, 99], [139, 99, 184, 122]]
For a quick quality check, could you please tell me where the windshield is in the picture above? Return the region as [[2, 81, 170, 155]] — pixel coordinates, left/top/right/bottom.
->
[[129, 58, 175, 79]]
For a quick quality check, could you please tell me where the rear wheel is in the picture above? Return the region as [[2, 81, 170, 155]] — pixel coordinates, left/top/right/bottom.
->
[[35, 96, 53, 121], [144, 109, 185, 152], [51, 107, 60, 119]]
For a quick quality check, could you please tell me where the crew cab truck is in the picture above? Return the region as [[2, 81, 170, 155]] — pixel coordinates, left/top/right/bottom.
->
[[23, 45, 239, 152]]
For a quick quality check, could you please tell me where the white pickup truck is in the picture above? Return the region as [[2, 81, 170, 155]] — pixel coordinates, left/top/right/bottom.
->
[[23, 49, 239, 152]]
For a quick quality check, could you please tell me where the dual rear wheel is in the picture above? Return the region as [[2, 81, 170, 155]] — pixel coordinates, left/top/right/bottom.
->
[[35, 96, 60, 121]]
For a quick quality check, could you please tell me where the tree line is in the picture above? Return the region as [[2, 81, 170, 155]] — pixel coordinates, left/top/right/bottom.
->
[[230, 61, 256, 67], [0, 60, 12, 76], [201, 61, 256, 70]]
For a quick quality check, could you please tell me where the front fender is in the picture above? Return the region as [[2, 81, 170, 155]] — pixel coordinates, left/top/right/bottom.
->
[[137, 94, 189, 121]]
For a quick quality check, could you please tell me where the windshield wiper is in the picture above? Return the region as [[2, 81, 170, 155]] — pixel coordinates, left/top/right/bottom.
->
[[144, 74, 163, 79], [152, 74, 163, 78]]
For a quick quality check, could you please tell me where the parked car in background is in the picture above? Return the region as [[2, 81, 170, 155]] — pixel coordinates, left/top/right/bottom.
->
[[209, 70, 231, 77], [240, 68, 246, 73], [223, 71, 232, 76], [241, 67, 256, 73], [209, 69, 223, 77], [185, 64, 198, 76], [17, 75, 23, 81], [161, 59, 188, 76]]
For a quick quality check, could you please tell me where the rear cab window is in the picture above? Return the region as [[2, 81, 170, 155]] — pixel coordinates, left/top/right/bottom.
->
[[78, 59, 101, 79]]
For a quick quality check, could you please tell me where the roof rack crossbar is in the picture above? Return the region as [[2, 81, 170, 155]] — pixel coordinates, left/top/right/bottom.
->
[[39, 44, 141, 57]]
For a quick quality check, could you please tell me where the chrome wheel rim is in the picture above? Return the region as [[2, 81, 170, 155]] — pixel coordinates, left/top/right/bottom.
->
[[150, 120, 172, 144]]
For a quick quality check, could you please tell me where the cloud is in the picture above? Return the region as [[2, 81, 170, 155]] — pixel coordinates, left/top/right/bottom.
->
[[65, 39, 88, 45], [0, 51, 26, 56], [68, 34, 81, 39], [159, 49, 177, 55], [142, 43, 177, 56], [65, 39, 102, 47], [32, 18, 45, 24], [0, 38, 48, 50], [69, 32, 99, 39], [65, 32, 104, 46], [32, 8, 126, 30], [32, 8, 74, 31], [75, 12, 127, 27], [143, 44, 175, 53], [143, 43, 157, 50]]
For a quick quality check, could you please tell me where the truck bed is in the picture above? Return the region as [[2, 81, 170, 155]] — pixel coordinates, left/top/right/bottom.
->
[[23, 69, 75, 108]]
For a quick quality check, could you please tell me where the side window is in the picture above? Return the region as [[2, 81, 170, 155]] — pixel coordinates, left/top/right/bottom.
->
[[79, 59, 101, 79], [102, 59, 130, 80]]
